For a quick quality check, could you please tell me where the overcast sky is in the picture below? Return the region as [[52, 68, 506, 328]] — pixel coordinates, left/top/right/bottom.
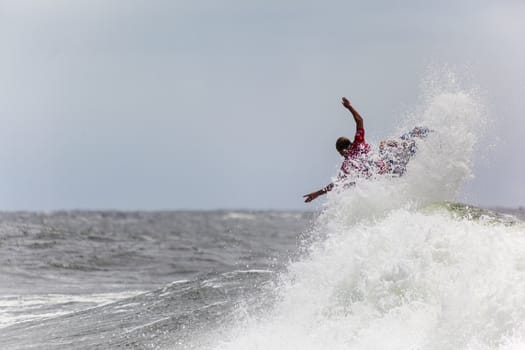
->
[[0, 0, 524, 210]]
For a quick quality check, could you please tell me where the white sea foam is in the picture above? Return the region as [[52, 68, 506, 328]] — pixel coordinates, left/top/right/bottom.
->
[[217, 210, 525, 350], [212, 71, 525, 350], [222, 212, 257, 220], [0, 291, 142, 329]]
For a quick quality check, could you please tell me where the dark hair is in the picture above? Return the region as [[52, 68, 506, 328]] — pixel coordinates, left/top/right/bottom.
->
[[336, 137, 351, 152]]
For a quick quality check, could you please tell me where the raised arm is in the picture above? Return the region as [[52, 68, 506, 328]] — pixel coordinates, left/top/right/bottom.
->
[[342, 97, 364, 130], [303, 97, 363, 204]]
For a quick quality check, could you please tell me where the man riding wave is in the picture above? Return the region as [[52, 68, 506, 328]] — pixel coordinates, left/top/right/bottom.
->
[[303, 97, 429, 203]]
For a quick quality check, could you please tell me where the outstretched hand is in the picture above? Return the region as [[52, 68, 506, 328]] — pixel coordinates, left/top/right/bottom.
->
[[341, 97, 351, 109], [303, 191, 320, 203]]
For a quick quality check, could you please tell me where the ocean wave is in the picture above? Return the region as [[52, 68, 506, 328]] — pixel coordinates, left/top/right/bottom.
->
[[212, 72, 525, 350]]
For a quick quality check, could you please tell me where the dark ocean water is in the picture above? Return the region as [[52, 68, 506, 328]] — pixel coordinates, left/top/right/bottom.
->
[[2, 207, 524, 350], [0, 211, 314, 349]]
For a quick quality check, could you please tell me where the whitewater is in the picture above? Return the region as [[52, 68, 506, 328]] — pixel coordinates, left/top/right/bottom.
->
[[1, 74, 524, 350], [212, 77, 525, 350]]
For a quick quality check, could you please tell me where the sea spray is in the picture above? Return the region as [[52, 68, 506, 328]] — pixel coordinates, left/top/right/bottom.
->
[[215, 207, 525, 350], [322, 78, 487, 226], [211, 73, 525, 350]]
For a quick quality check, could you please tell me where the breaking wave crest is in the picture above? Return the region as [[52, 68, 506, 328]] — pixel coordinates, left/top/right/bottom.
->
[[212, 72, 525, 350]]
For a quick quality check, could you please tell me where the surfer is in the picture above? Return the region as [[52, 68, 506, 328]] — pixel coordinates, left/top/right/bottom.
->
[[303, 97, 373, 203], [378, 126, 430, 176], [303, 98, 430, 203]]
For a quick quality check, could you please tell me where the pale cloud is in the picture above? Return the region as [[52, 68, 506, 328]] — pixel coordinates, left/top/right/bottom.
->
[[0, 0, 523, 209]]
